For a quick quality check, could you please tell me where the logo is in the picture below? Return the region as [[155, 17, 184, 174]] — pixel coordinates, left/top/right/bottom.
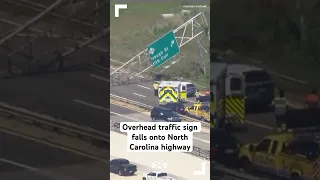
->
[[151, 161, 168, 169], [149, 48, 155, 55]]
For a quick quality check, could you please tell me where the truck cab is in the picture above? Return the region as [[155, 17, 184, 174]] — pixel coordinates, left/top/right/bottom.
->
[[239, 131, 320, 179]]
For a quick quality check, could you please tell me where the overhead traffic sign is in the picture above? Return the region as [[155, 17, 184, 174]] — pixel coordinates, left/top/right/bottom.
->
[[147, 31, 180, 68]]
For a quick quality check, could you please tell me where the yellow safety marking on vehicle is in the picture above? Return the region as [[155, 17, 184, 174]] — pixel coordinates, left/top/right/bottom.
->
[[159, 86, 178, 103], [225, 96, 245, 122], [180, 91, 187, 101], [311, 161, 320, 178]]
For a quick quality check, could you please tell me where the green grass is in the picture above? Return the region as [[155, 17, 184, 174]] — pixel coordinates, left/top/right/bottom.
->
[[110, 1, 210, 86]]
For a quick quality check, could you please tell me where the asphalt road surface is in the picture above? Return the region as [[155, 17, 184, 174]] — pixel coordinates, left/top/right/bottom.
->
[[110, 81, 278, 144], [0, 130, 106, 180], [109, 103, 210, 150], [0, 69, 109, 132]]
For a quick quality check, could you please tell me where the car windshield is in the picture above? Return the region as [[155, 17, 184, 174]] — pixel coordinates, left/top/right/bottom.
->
[[158, 173, 168, 177], [119, 159, 129, 164], [211, 130, 237, 145], [187, 84, 195, 89]]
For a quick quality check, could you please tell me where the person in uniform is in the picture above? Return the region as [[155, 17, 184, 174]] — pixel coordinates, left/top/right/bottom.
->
[[272, 89, 288, 131], [153, 82, 159, 96], [195, 89, 200, 98]]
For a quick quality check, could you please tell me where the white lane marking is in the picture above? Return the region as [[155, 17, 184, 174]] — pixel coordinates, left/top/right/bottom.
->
[[74, 99, 210, 144], [73, 99, 140, 121], [0, 158, 80, 180], [187, 99, 195, 103], [137, 84, 151, 90], [89, 74, 109, 82], [0, 126, 108, 163], [133, 93, 146, 98], [193, 136, 210, 144], [0, 158, 38, 171], [245, 120, 274, 130]]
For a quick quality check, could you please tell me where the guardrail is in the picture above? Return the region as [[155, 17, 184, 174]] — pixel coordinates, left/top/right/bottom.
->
[[110, 120, 210, 160], [110, 94, 210, 128], [0, 101, 108, 146]]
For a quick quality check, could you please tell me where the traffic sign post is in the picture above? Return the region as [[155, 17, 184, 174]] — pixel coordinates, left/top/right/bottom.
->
[[147, 31, 180, 68]]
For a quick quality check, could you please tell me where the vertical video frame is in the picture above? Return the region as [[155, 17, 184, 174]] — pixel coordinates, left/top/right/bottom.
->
[[110, 1, 210, 180], [0, 0, 110, 180]]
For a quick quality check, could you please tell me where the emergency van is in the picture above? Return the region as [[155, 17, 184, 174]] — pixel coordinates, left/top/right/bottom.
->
[[158, 81, 187, 103], [227, 64, 274, 108], [211, 63, 245, 129]]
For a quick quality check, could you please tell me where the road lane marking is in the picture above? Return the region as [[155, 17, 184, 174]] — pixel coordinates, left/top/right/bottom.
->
[[0, 158, 38, 171], [137, 84, 151, 90], [0, 158, 81, 180], [133, 92, 146, 97], [74, 99, 140, 121], [89, 74, 109, 82], [245, 120, 274, 130], [0, 128, 108, 163], [74, 99, 210, 144]]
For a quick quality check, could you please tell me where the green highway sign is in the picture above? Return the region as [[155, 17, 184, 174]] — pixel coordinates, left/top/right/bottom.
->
[[147, 31, 180, 68]]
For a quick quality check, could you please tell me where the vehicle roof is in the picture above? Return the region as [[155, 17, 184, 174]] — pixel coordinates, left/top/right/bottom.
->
[[159, 81, 181, 87], [181, 82, 193, 85], [150, 171, 166, 173], [211, 63, 264, 82], [112, 158, 128, 161], [227, 64, 263, 74], [265, 132, 294, 141], [211, 62, 227, 82], [154, 106, 174, 111]]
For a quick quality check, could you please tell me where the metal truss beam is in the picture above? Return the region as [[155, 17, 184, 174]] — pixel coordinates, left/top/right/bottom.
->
[[110, 12, 210, 85], [0, 0, 66, 46], [4, 0, 95, 28], [0, 18, 108, 66]]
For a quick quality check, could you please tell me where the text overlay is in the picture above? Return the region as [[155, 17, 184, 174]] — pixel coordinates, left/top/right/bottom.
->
[[120, 122, 201, 152]]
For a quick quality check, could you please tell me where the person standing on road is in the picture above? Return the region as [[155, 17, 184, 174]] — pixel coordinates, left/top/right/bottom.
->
[[272, 89, 288, 131], [304, 89, 319, 109], [153, 82, 159, 96], [195, 89, 201, 98]]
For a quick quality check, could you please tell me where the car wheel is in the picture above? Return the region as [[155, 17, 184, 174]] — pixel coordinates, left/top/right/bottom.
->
[[118, 170, 123, 176], [240, 157, 253, 173], [291, 173, 301, 180], [143, 178, 146, 180]]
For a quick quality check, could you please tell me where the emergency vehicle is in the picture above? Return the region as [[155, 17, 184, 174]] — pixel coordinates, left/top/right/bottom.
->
[[158, 81, 187, 103], [228, 64, 274, 108], [239, 109, 320, 180], [211, 63, 246, 129]]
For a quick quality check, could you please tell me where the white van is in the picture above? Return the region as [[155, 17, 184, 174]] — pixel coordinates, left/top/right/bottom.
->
[[181, 82, 196, 97]]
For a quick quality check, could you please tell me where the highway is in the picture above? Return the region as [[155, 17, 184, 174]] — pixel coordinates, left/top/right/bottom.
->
[[109, 103, 210, 150], [110, 131, 209, 180], [0, 130, 106, 180], [110, 81, 282, 143], [0, 68, 109, 132]]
